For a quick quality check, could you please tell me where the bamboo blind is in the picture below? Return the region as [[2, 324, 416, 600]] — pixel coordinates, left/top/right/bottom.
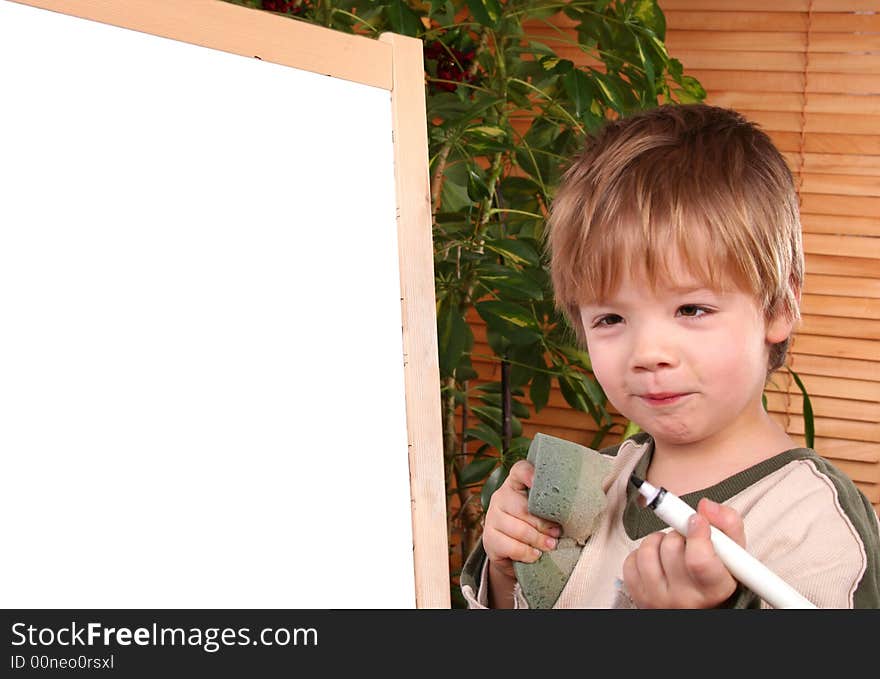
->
[[464, 0, 880, 514]]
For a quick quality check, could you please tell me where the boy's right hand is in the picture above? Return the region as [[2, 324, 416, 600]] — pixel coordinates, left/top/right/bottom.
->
[[482, 459, 562, 580]]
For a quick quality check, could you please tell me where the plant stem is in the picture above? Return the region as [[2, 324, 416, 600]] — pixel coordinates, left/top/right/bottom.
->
[[431, 143, 452, 216]]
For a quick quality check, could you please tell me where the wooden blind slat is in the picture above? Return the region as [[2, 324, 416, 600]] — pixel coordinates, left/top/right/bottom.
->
[[805, 94, 880, 117], [800, 173, 880, 198], [812, 0, 880, 12], [803, 273, 880, 298], [666, 31, 806, 52], [789, 353, 880, 382], [793, 334, 880, 362], [805, 133, 880, 156], [809, 53, 880, 75], [662, 0, 809, 10], [802, 214, 880, 238], [801, 294, 880, 320], [664, 11, 808, 31], [805, 112, 880, 135], [737, 109, 802, 131], [805, 254, 880, 279], [710, 93, 880, 117], [708, 91, 803, 112], [672, 50, 805, 71], [791, 155, 880, 179], [809, 33, 880, 53], [801, 194, 880, 219], [688, 69, 804, 92], [788, 416, 880, 447], [663, 0, 880, 12], [768, 131, 804, 152], [812, 12, 880, 32], [803, 233, 880, 258], [766, 374, 879, 402], [804, 274, 880, 299], [799, 314, 880, 341], [807, 72, 880, 95], [765, 392, 880, 422]]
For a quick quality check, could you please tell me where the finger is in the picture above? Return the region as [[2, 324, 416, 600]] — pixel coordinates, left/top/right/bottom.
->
[[697, 498, 747, 549], [505, 460, 535, 493], [657, 529, 690, 589], [485, 528, 543, 564], [621, 551, 645, 604], [493, 511, 558, 553], [634, 532, 668, 597], [683, 512, 733, 589], [493, 474, 562, 538]]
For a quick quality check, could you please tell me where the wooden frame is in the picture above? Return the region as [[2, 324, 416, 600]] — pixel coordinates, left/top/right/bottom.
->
[[10, 0, 449, 608]]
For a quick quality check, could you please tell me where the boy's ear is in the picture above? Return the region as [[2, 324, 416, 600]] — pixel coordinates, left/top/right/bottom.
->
[[766, 313, 795, 344], [766, 280, 801, 344]]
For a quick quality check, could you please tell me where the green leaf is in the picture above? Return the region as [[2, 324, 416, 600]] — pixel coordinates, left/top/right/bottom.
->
[[466, 125, 506, 139], [476, 381, 525, 397], [476, 264, 544, 301], [466, 0, 502, 28], [476, 392, 530, 419], [562, 68, 592, 119], [466, 167, 490, 201], [471, 405, 502, 428], [632, 0, 666, 39], [788, 368, 815, 449], [576, 372, 607, 409], [459, 456, 498, 485], [466, 422, 503, 452], [530, 372, 551, 413], [556, 344, 592, 371], [386, 0, 423, 36], [507, 436, 531, 460], [594, 71, 626, 113], [474, 301, 542, 344], [440, 174, 472, 212], [437, 301, 471, 378], [635, 36, 656, 102], [481, 464, 507, 512], [483, 238, 540, 266], [591, 423, 614, 449]]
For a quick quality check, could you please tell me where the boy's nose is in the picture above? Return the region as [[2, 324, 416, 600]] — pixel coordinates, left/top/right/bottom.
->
[[628, 331, 679, 372]]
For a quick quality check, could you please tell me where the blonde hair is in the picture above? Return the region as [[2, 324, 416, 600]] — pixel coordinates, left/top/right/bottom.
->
[[547, 104, 803, 373]]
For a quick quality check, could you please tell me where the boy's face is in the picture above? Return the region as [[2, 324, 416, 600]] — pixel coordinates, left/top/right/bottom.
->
[[578, 259, 793, 449]]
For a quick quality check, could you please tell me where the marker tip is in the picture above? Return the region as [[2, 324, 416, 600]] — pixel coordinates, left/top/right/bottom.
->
[[629, 474, 644, 489]]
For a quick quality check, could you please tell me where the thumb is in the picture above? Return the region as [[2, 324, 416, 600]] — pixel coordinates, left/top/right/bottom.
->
[[697, 498, 746, 549]]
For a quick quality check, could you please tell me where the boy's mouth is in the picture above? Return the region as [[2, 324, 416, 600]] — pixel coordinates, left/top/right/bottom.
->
[[638, 392, 690, 406]]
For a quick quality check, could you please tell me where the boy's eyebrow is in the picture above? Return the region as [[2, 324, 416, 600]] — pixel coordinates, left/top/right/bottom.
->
[[666, 285, 716, 294]]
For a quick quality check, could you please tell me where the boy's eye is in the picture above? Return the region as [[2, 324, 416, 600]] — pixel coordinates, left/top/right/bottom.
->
[[677, 305, 708, 318], [593, 314, 623, 327]]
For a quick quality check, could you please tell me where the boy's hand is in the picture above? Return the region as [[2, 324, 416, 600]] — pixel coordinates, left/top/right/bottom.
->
[[482, 459, 562, 580], [622, 498, 746, 609]]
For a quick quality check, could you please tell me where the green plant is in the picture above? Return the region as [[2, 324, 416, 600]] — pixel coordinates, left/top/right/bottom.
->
[[223, 1, 814, 606]]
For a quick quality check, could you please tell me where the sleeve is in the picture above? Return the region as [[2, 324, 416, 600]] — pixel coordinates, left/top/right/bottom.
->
[[736, 461, 880, 609]]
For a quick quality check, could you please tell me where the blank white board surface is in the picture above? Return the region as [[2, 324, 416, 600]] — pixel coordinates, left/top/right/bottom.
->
[[0, 0, 417, 608]]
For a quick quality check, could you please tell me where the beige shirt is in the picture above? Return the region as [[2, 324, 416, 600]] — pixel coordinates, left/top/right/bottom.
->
[[462, 435, 880, 609]]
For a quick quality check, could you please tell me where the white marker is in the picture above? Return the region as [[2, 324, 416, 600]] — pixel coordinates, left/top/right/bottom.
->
[[630, 474, 817, 609]]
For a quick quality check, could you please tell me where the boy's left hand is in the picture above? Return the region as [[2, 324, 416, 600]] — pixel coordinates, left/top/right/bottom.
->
[[622, 498, 746, 608]]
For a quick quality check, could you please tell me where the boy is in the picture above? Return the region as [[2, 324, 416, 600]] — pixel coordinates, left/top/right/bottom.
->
[[460, 104, 880, 609]]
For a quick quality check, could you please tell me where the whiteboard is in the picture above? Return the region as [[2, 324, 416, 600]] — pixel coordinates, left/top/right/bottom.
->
[[0, 0, 443, 608]]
